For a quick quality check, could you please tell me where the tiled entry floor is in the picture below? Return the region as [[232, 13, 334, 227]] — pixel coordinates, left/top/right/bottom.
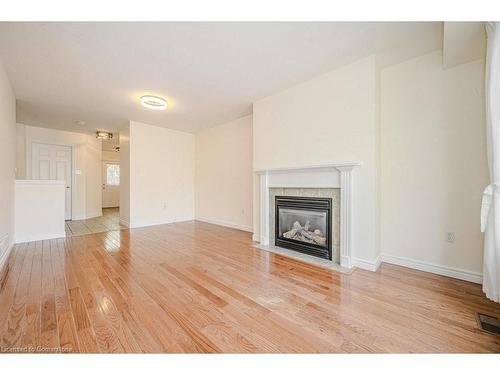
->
[[65, 207, 124, 237]]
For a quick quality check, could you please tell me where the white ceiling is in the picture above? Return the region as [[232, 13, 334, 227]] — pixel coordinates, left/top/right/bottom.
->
[[0, 22, 442, 134]]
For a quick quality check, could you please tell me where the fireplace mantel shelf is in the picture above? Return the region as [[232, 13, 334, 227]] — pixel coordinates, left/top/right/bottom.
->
[[254, 162, 361, 174]]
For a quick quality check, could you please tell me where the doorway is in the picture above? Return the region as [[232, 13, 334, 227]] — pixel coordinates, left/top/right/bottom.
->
[[102, 161, 120, 208], [31, 142, 72, 220]]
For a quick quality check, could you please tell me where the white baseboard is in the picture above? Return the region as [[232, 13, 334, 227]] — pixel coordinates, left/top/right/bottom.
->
[[119, 218, 130, 228], [71, 211, 103, 221], [85, 211, 102, 220], [129, 217, 195, 229], [380, 253, 483, 284], [195, 217, 253, 233], [352, 255, 381, 272], [252, 234, 260, 242]]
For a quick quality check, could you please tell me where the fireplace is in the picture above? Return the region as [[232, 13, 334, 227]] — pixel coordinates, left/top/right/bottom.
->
[[275, 196, 332, 260]]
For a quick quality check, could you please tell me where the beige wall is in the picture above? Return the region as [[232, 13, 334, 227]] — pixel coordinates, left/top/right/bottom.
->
[[85, 136, 103, 217], [102, 150, 120, 162], [253, 56, 380, 265], [0, 59, 16, 264], [119, 125, 130, 226], [380, 50, 488, 276], [16, 124, 102, 220], [195, 115, 253, 231], [128, 121, 195, 228]]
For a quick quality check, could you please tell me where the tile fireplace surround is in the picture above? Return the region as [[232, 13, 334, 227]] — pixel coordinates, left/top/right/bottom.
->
[[270, 188, 340, 262], [255, 163, 360, 269]]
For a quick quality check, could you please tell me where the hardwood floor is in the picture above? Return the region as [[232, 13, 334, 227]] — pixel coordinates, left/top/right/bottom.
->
[[1, 221, 499, 353], [65, 208, 124, 237]]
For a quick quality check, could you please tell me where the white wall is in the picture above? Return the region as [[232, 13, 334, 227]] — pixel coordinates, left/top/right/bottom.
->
[[102, 150, 120, 162], [85, 135, 102, 218], [127, 121, 195, 228], [15, 123, 26, 179], [195, 115, 253, 231], [0, 59, 16, 267], [253, 56, 380, 266], [16, 124, 102, 220], [380, 51, 488, 279], [15, 180, 65, 243], [119, 125, 130, 226]]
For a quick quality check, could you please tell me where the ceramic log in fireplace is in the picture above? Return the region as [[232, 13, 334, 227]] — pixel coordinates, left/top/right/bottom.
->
[[275, 196, 332, 260]]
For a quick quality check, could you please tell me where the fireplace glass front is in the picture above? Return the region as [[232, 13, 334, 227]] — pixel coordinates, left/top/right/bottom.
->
[[275, 196, 332, 260]]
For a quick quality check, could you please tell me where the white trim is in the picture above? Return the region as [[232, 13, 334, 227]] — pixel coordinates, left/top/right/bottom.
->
[[252, 234, 259, 242], [129, 218, 194, 229], [381, 253, 483, 284], [338, 167, 354, 269], [195, 217, 253, 232], [255, 162, 362, 174], [119, 219, 130, 228], [352, 255, 382, 272], [259, 172, 270, 245], [85, 210, 103, 220]]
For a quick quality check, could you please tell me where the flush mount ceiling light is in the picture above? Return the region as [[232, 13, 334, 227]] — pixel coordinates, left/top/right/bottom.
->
[[96, 131, 113, 140], [140, 95, 167, 110]]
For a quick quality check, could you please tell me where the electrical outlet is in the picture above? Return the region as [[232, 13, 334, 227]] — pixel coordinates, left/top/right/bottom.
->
[[446, 232, 455, 243], [163, 202, 167, 210], [241, 208, 245, 215]]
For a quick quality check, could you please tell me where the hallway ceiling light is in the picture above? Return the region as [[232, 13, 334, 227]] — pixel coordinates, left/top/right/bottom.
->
[[96, 131, 113, 140], [140, 95, 167, 110]]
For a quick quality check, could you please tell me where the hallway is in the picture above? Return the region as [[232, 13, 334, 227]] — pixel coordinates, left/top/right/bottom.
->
[[65, 208, 124, 237]]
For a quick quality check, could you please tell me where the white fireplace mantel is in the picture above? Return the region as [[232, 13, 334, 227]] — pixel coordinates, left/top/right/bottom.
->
[[256, 162, 360, 269]]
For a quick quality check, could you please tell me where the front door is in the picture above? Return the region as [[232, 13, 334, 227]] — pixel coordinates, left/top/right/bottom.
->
[[31, 142, 72, 220], [102, 162, 120, 208]]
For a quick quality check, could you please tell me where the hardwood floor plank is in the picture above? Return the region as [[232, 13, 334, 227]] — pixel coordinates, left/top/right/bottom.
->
[[90, 243, 209, 352], [1, 220, 499, 353], [39, 240, 59, 349], [0, 244, 26, 326], [21, 241, 43, 349], [51, 239, 80, 353], [1, 243, 33, 348]]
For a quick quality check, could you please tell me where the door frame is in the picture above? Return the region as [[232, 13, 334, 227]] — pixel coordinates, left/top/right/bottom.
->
[[30, 141, 75, 220], [101, 160, 120, 209]]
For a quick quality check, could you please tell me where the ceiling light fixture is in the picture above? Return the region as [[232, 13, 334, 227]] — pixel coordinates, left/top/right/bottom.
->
[[96, 131, 113, 140], [140, 95, 167, 110]]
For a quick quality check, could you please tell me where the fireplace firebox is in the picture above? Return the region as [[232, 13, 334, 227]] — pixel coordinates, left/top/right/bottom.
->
[[275, 196, 332, 260]]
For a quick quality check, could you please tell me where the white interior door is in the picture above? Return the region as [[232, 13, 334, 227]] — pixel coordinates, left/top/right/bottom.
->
[[102, 162, 120, 208], [32, 143, 72, 220]]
